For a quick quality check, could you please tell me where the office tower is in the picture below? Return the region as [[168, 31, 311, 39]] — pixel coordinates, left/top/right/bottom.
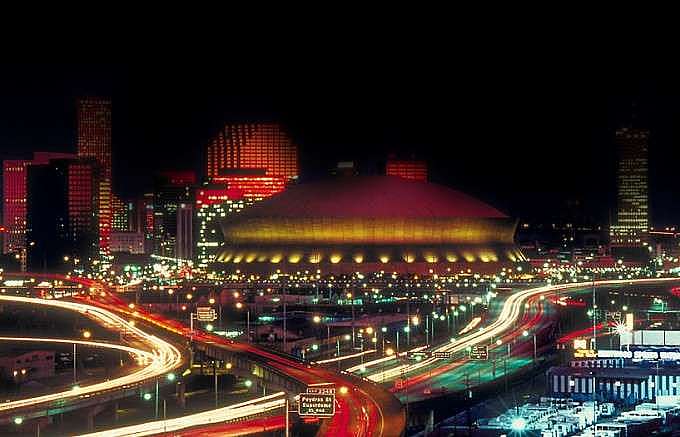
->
[[2, 152, 75, 269], [136, 193, 155, 253], [176, 203, 193, 260], [206, 123, 298, 183], [77, 98, 112, 252], [153, 171, 195, 258], [195, 185, 249, 268], [610, 127, 650, 254], [112, 195, 132, 231], [26, 158, 100, 271], [386, 157, 428, 181]]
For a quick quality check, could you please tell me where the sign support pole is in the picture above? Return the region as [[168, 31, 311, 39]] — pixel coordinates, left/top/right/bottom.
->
[[285, 398, 289, 437]]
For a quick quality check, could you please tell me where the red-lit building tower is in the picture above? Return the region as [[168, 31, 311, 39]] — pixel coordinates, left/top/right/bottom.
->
[[77, 98, 112, 254], [386, 157, 428, 182], [2, 152, 76, 269], [206, 123, 298, 183]]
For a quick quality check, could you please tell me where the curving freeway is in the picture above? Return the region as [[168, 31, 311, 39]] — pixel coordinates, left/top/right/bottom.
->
[[0, 294, 184, 421], [8, 273, 679, 436], [75, 392, 287, 437], [355, 278, 680, 388], [80, 289, 406, 437]]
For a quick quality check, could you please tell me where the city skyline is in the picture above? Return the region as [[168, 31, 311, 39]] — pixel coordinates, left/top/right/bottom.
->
[[1, 64, 679, 226]]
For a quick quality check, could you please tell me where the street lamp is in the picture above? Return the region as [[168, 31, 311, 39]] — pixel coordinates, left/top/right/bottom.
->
[[347, 292, 355, 348], [313, 315, 330, 347], [523, 330, 537, 363], [73, 330, 92, 385], [236, 302, 249, 342]]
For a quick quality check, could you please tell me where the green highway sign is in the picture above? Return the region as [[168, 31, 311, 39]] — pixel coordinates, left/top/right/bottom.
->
[[298, 393, 336, 417], [470, 345, 488, 360]]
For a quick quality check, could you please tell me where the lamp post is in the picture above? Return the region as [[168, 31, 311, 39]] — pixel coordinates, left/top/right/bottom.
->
[[347, 292, 356, 348], [406, 288, 411, 346], [283, 280, 287, 352], [381, 326, 387, 353], [523, 330, 537, 363], [313, 315, 330, 347], [73, 330, 91, 385]]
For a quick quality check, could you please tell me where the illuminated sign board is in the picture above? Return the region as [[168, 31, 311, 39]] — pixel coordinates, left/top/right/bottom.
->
[[433, 351, 452, 359], [3, 280, 24, 287], [574, 349, 597, 358], [633, 351, 657, 360], [470, 345, 488, 360], [306, 387, 336, 395], [625, 313, 634, 331], [407, 351, 430, 360], [597, 350, 632, 358], [573, 339, 588, 350], [298, 393, 335, 417], [595, 349, 680, 360], [196, 307, 217, 322]]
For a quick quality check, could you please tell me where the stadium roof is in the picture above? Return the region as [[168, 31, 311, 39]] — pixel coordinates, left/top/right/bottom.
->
[[235, 176, 507, 219]]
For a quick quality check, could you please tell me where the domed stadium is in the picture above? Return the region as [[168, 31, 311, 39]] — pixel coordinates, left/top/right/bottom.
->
[[217, 176, 525, 273]]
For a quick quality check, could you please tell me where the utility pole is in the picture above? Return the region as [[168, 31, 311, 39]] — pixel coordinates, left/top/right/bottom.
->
[[406, 294, 411, 346], [283, 281, 287, 352], [351, 293, 356, 348], [426, 315, 429, 347], [285, 398, 290, 437], [155, 378, 159, 419], [73, 343, 77, 385], [214, 360, 218, 408], [246, 310, 250, 343]]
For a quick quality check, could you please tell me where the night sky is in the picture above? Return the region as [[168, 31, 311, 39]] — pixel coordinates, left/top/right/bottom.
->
[[1, 62, 679, 225]]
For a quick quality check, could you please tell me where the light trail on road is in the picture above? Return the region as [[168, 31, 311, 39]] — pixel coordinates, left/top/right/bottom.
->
[[0, 336, 154, 411], [363, 278, 680, 382], [75, 392, 286, 437], [0, 295, 183, 415]]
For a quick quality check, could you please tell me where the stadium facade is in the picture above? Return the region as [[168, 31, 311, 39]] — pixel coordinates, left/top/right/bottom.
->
[[217, 176, 524, 273]]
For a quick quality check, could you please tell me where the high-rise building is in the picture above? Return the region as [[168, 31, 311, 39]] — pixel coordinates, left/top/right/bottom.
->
[[26, 158, 100, 271], [195, 185, 249, 268], [77, 98, 112, 253], [386, 157, 428, 181], [153, 171, 195, 258], [112, 195, 132, 231], [610, 127, 650, 254], [206, 123, 298, 183], [176, 203, 193, 261], [2, 152, 75, 269], [137, 193, 155, 253]]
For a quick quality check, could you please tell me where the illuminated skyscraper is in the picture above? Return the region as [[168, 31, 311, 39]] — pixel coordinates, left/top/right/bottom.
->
[[206, 123, 298, 183], [176, 203, 193, 260], [111, 194, 130, 231], [195, 185, 249, 268], [610, 127, 649, 252], [2, 152, 75, 269], [386, 158, 427, 182], [77, 98, 112, 252]]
